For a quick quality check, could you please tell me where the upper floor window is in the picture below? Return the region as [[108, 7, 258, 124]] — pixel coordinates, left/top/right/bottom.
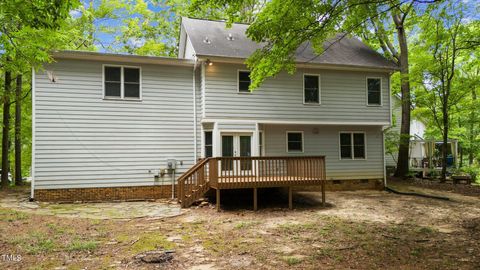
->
[[367, 77, 381, 105], [303, 74, 320, 104], [238, 71, 251, 93], [104, 65, 141, 100], [340, 132, 366, 160], [287, 131, 304, 153]]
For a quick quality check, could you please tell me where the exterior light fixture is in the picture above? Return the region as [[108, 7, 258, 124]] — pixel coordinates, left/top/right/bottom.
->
[[206, 59, 213, 66]]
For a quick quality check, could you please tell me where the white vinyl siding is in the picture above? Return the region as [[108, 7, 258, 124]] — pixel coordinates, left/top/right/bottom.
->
[[204, 63, 390, 123], [265, 124, 383, 180], [34, 59, 195, 189]]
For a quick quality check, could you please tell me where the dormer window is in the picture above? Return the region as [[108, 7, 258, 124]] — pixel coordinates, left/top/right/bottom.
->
[[238, 70, 251, 93]]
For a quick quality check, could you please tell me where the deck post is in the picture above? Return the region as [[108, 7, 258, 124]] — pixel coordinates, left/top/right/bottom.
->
[[253, 188, 258, 211], [288, 186, 293, 210], [216, 189, 220, 211], [321, 180, 326, 206]]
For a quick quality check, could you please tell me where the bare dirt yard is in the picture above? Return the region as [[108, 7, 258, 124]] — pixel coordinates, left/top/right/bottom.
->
[[1, 183, 479, 270]]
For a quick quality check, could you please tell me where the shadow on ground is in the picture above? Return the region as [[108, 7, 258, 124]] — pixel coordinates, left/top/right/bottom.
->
[[203, 188, 333, 211]]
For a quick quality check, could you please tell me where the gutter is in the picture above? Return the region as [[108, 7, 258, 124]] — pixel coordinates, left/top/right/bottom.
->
[[195, 55, 399, 73], [192, 56, 198, 161]]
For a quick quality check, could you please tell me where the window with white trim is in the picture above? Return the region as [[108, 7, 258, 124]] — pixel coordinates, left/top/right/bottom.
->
[[259, 131, 263, 156], [287, 132, 303, 152], [205, 131, 213, 158], [238, 71, 251, 92], [340, 132, 366, 159], [304, 74, 320, 104], [104, 65, 141, 99], [367, 78, 381, 105]]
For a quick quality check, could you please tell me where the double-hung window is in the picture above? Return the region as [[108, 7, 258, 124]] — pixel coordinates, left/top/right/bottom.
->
[[287, 131, 304, 153], [340, 132, 366, 159], [303, 74, 320, 104], [367, 77, 381, 105], [238, 70, 251, 93], [104, 65, 141, 99]]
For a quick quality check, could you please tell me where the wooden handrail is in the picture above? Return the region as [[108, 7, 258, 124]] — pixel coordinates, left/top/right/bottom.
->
[[177, 157, 212, 207], [177, 156, 326, 208]]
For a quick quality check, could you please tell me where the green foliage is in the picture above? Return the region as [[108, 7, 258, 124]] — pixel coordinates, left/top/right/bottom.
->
[[457, 165, 480, 182]]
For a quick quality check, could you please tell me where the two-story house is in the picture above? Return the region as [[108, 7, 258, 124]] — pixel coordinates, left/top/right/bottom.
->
[[31, 18, 397, 203]]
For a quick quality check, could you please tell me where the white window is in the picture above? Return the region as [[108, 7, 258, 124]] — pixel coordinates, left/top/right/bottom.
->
[[259, 131, 263, 156], [366, 77, 381, 105], [104, 65, 141, 100], [303, 74, 320, 104], [238, 70, 251, 93], [339, 132, 366, 160], [204, 131, 213, 158], [286, 131, 304, 153]]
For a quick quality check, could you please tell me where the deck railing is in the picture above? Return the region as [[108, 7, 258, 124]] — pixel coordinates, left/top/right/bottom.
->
[[211, 156, 326, 188], [177, 156, 326, 207]]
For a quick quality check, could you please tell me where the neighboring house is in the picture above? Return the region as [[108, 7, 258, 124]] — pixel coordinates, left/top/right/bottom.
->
[[386, 95, 458, 173], [385, 95, 427, 168], [31, 18, 398, 202]]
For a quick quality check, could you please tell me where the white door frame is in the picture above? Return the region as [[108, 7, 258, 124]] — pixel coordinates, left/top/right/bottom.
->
[[220, 132, 253, 174]]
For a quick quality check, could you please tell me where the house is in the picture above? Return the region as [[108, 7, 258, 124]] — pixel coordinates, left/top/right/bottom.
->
[[386, 96, 458, 175], [31, 18, 398, 204]]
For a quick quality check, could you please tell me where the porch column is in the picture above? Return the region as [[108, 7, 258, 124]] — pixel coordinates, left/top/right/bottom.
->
[[212, 122, 220, 157], [252, 122, 260, 156]]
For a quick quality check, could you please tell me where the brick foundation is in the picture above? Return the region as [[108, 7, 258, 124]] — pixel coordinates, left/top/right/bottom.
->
[[34, 185, 175, 202], [35, 179, 384, 202]]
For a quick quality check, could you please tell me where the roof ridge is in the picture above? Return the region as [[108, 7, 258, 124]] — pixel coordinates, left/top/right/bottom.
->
[[183, 16, 251, 26]]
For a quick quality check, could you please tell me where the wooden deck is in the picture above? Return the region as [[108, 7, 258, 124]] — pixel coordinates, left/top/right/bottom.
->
[[177, 156, 326, 210]]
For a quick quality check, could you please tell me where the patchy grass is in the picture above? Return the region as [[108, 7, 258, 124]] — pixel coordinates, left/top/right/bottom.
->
[[282, 255, 303, 265], [234, 220, 259, 229], [24, 232, 58, 255], [130, 233, 175, 254], [0, 207, 29, 222], [66, 239, 99, 252]]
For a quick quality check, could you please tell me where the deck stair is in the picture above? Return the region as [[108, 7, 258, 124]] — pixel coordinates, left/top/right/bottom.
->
[[177, 158, 212, 208]]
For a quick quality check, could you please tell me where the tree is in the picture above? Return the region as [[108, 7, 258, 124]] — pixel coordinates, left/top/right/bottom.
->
[[412, 2, 475, 180], [14, 75, 22, 185], [0, 0, 79, 188]]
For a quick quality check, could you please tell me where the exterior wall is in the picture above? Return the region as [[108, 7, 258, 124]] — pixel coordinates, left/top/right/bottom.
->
[[204, 63, 391, 124], [34, 59, 196, 191], [264, 124, 385, 180]]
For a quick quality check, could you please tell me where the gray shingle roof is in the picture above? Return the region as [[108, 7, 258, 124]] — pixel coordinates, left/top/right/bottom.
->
[[182, 17, 398, 70]]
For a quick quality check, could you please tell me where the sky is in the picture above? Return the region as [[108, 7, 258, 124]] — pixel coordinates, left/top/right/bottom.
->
[[73, 0, 480, 54]]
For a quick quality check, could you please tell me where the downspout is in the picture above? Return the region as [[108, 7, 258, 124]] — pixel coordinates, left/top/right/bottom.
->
[[382, 129, 387, 188], [30, 67, 36, 201], [193, 56, 198, 162]]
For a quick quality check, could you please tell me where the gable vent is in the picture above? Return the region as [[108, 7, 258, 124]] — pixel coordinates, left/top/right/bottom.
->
[[226, 33, 234, 41], [203, 37, 211, 44]]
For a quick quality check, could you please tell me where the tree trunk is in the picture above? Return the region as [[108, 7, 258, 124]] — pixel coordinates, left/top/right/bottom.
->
[[441, 92, 448, 181], [14, 75, 22, 186], [1, 70, 12, 189], [394, 18, 411, 178], [468, 88, 477, 165]]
